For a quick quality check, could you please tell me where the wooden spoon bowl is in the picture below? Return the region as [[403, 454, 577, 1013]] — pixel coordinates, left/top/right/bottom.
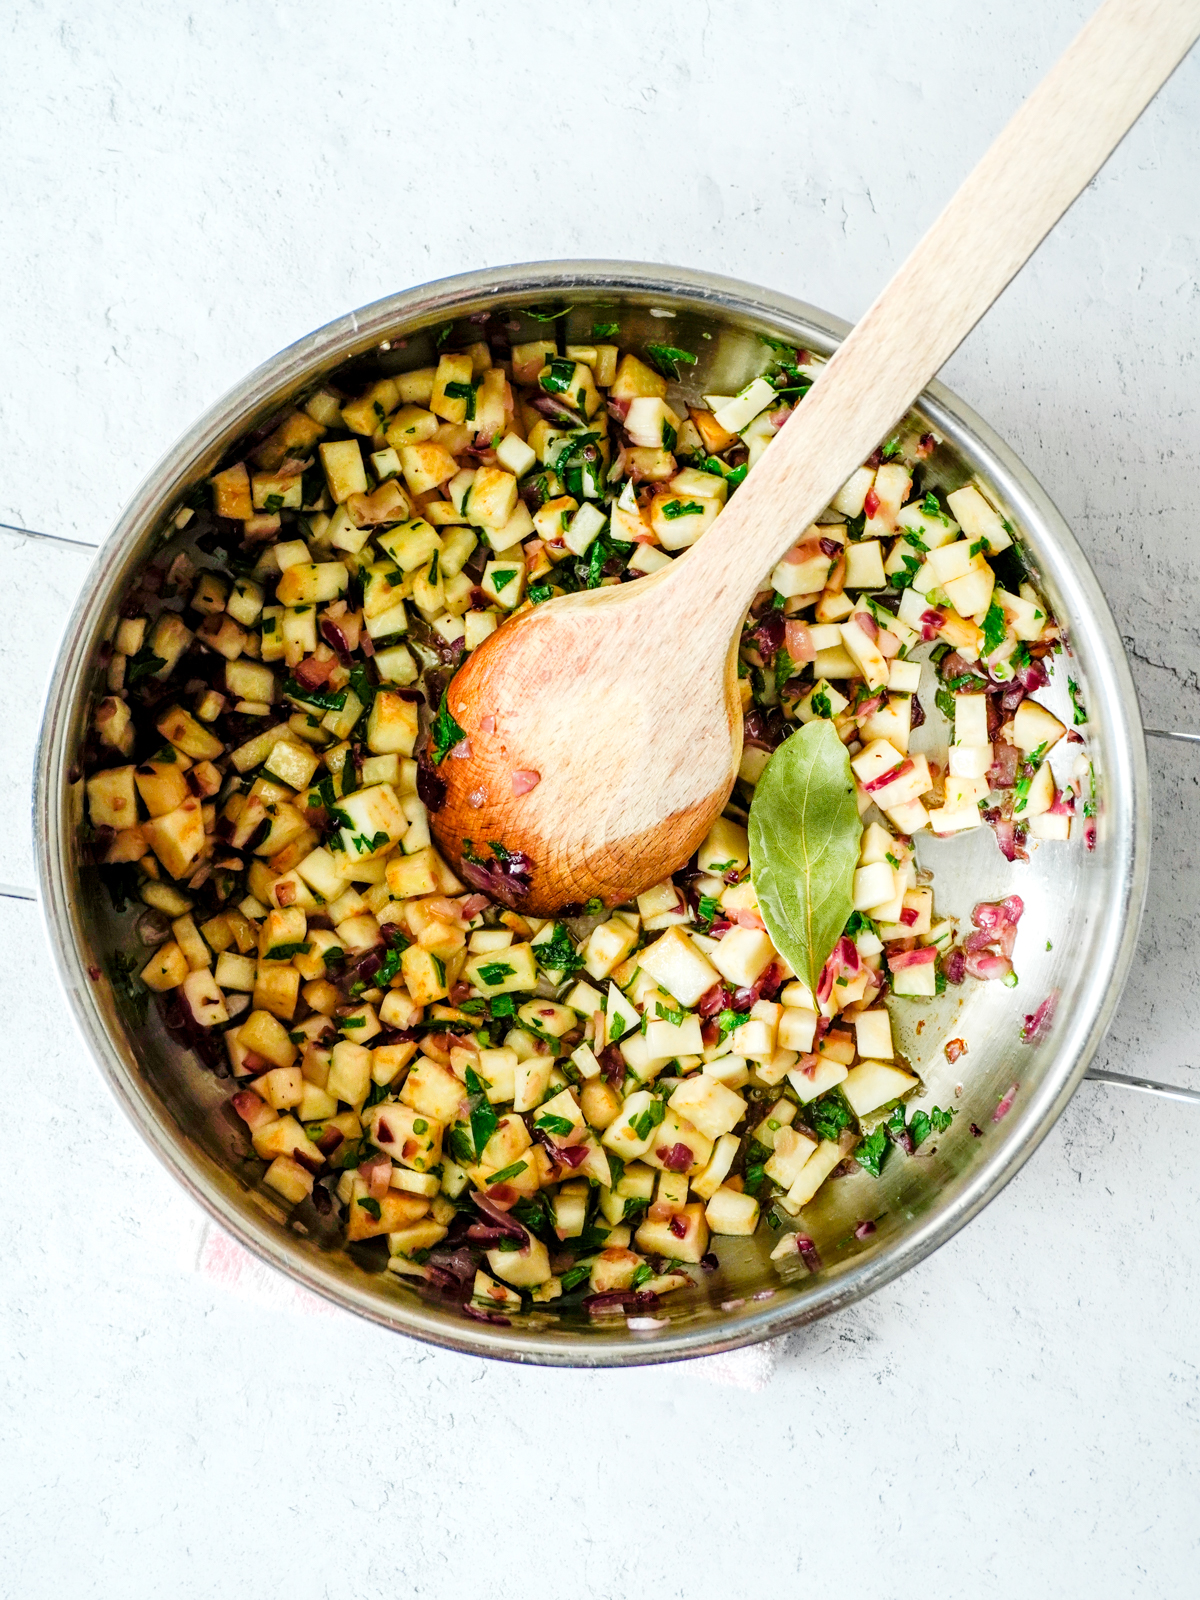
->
[[431, 566, 743, 915]]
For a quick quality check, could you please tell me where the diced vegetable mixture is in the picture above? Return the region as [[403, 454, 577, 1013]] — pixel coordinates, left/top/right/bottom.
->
[[81, 315, 1090, 1326]]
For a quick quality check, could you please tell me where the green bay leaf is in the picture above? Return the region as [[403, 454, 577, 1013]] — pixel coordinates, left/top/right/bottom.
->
[[747, 720, 862, 994]]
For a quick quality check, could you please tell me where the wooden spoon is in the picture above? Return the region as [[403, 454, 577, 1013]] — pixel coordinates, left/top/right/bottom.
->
[[432, 0, 1200, 915]]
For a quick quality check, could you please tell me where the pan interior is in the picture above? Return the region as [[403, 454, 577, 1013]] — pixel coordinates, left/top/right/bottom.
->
[[35, 265, 1147, 1364]]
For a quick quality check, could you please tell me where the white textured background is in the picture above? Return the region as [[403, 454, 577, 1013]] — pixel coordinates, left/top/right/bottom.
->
[[3, 3, 1199, 1596]]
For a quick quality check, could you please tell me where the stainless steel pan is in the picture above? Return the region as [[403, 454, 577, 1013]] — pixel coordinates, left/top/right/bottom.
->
[[33, 262, 1160, 1365]]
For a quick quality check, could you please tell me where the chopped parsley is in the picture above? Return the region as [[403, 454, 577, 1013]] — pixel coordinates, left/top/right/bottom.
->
[[527, 583, 554, 605], [535, 922, 583, 976], [654, 1001, 689, 1026], [283, 679, 347, 711], [644, 342, 698, 380], [443, 379, 477, 419], [447, 1124, 476, 1167], [465, 1066, 500, 1158], [695, 894, 722, 931], [662, 499, 705, 520], [1068, 678, 1088, 725], [476, 961, 516, 986], [357, 1198, 381, 1221], [534, 1114, 575, 1137], [264, 941, 312, 960], [430, 691, 466, 764], [486, 1160, 528, 1186], [540, 358, 578, 398], [920, 491, 950, 525], [631, 1099, 666, 1141], [854, 1125, 888, 1178], [592, 321, 619, 339], [981, 600, 1008, 655], [126, 646, 167, 685], [716, 1009, 742, 1040], [808, 1090, 853, 1144]]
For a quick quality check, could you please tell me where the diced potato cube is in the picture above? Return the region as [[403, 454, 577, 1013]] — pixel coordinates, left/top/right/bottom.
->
[[464, 942, 538, 996], [843, 540, 887, 588], [364, 692, 419, 758], [709, 926, 775, 989], [237, 1008, 298, 1069], [841, 1059, 919, 1117], [1013, 699, 1066, 754], [784, 1138, 846, 1211], [400, 1055, 464, 1124], [88, 765, 138, 830], [400, 443, 459, 496], [141, 941, 188, 991], [668, 1074, 746, 1140], [637, 926, 720, 1007], [263, 1156, 315, 1204], [319, 439, 368, 503], [854, 1008, 894, 1060], [705, 1186, 760, 1236], [946, 484, 1012, 555], [401, 946, 449, 1007], [582, 919, 639, 982], [346, 1184, 431, 1242], [600, 1090, 658, 1160], [369, 1102, 442, 1173], [327, 1040, 374, 1110], [635, 1201, 709, 1264], [697, 817, 748, 878], [765, 1124, 820, 1187]]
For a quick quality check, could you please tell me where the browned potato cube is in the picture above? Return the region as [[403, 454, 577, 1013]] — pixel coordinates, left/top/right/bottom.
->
[[87, 766, 137, 830], [251, 410, 326, 471], [236, 1008, 298, 1069], [366, 691, 419, 756], [263, 1155, 314, 1204], [253, 960, 300, 1022], [156, 706, 224, 761], [345, 1182, 430, 1241], [211, 462, 253, 519], [319, 439, 368, 503], [141, 941, 189, 991], [400, 1055, 464, 1124], [635, 1201, 710, 1264], [94, 696, 135, 756], [143, 799, 206, 880], [134, 760, 189, 818]]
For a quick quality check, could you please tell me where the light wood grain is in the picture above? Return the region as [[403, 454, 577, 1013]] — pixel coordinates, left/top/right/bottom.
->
[[432, 0, 1200, 914]]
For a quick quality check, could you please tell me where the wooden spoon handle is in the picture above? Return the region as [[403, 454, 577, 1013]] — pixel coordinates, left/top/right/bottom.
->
[[678, 0, 1200, 622]]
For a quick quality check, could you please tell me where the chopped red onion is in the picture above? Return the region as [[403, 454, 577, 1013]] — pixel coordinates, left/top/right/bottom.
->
[[1021, 991, 1058, 1044], [992, 1082, 1019, 1122]]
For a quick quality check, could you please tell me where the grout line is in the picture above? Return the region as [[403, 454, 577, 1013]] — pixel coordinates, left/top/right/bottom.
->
[[0, 885, 38, 903], [0, 520, 100, 551]]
